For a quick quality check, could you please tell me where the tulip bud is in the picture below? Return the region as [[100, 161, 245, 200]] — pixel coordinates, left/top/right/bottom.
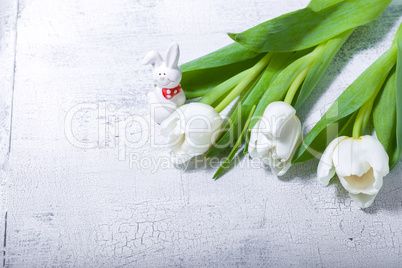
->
[[248, 101, 302, 176], [317, 135, 389, 208], [160, 103, 223, 164]]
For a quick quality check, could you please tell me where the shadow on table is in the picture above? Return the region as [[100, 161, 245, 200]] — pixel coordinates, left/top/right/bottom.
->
[[272, 158, 319, 182], [174, 149, 247, 178]]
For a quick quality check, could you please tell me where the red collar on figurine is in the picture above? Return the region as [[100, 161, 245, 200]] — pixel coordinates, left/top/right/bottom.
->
[[162, 85, 181, 99]]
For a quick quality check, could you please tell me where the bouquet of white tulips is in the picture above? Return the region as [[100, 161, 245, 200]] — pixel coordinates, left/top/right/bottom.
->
[[153, 0, 402, 207], [176, 0, 392, 178]]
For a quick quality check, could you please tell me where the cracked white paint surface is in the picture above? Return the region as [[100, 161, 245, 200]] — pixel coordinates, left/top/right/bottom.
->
[[1, 0, 402, 266]]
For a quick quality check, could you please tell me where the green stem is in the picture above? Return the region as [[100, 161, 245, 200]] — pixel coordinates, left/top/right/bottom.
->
[[283, 43, 326, 106], [198, 68, 252, 106], [353, 100, 373, 139], [214, 53, 273, 113], [283, 66, 310, 105], [352, 43, 398, 138], [352, 83, 382, 138], [213, 105, 256, 180]]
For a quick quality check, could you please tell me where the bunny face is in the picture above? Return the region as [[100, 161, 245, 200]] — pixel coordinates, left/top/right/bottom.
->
[[153, 63, 182, 88], [142, 42, 182, 88]]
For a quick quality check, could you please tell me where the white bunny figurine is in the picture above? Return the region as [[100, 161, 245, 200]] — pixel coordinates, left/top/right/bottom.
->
[[142, 43, 186, 124]]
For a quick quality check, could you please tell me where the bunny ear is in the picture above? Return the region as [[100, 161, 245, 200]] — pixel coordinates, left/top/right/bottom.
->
[[142, 50, 163, 68], [165, 43, 180, 68]]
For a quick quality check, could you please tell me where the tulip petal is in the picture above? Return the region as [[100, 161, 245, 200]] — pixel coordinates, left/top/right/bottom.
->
[[160, 115, 179, 138], [182, 132, 212, 155], [272, 158, 292, 176], [256, 131, 274, 156], [339, 168, 379, 195], [333, 138, 371, 177], [262, 101, 296, 138], [161, 103, 223, 163], [372, 169, 384, 194], [248, 120, 261, 158], [261, 155, 272, 166], [335, 136, 388, 198], [275, 116, 302, 161], [317, 136, 347, 186], [255, 115, 275, 153], [172, 122, 183, 137], [339, 170, 385, 196], [348, 193, 377, 209], [170, 134, 185, 151], [249, 102, 303, 176], [360, 135, 390, 176]]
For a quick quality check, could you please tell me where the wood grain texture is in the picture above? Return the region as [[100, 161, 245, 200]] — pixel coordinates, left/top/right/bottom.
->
[[2, 0, 402, 266], [0, 0, 19, 266]]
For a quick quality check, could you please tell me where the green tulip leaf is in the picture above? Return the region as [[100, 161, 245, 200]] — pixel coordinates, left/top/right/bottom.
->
[[308, 0, 345, 12], [294, 29, 353, 110], [229, 0, 391, 53], [295, 112, 357, 165], [243, 52, 295, 107], [207, 103, 248, 158], [250, 48, 316, 129], [374, 69, 397, 157], [208, 52, 297, 157], [181, 53, 264, 98], [395, 38, 402, 168], [181, 42, 260, 72], [213, 105, 256, 180], [373, 67, 398, 169], [206, 72, 263, 158], [293, 45, 397, 164]]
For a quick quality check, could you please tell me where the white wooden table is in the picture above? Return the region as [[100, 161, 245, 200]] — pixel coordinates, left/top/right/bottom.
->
[[1, 0, 402, 266]]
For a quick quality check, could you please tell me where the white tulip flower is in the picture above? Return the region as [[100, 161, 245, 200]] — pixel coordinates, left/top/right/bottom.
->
[[317, 135, 389, 208], [248, 101, 302, 176], [160, 102, 223, 163]]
